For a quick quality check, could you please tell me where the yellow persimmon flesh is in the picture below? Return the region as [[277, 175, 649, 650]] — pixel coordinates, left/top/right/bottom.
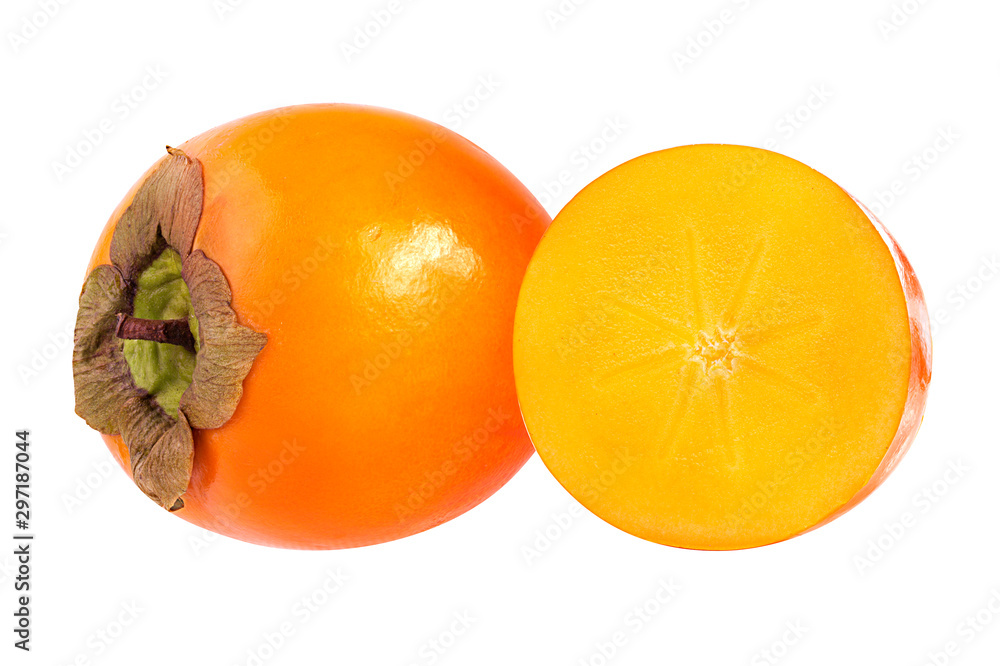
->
[[514, 145, 931, 550]]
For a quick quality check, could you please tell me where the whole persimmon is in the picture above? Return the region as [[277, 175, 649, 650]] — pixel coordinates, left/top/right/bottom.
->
[[73, 104, 549, 549]]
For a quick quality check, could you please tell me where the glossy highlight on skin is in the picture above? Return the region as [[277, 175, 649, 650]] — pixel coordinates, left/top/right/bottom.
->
[[513, 145, 931, 550], [86, 104, 550, 549]]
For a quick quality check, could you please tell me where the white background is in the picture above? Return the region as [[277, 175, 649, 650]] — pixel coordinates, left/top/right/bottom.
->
[[2, 0, 999, 664]]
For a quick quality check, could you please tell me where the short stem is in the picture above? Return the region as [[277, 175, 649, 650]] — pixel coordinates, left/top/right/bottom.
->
[[115, 313, 196, 353]]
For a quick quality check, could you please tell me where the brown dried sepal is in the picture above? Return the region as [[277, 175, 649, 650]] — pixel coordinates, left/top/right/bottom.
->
[[73, 148, 267, 511]]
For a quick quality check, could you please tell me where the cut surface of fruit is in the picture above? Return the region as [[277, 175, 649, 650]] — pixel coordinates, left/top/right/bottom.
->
[[513, 145, 931, 550]]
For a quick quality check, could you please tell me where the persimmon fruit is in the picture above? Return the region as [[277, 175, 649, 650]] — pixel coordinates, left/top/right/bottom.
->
[[73, 104, 549, 549], [513, 145, 932, 550]]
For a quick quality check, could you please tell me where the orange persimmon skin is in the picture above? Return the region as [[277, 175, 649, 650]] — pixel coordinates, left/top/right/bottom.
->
[[86, 104, 549, 549]]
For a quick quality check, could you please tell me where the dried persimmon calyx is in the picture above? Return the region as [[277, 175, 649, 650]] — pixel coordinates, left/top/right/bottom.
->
[[72, 148, 266, 511]]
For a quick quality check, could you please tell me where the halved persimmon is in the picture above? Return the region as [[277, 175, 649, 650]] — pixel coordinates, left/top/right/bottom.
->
[[513, 145, 931, 550]]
